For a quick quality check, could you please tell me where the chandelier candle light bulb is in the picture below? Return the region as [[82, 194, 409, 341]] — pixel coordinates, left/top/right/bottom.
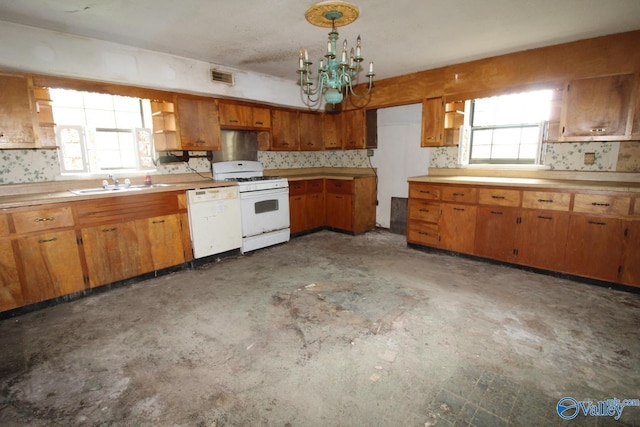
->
[[298, 0, 375, 106]]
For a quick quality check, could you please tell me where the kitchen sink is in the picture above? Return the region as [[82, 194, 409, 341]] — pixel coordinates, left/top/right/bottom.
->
[[69, 183, 175, 195]]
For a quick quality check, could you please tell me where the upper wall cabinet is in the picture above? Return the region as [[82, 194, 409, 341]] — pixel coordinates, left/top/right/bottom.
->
[[0, 74, 38, 149], [218, 102, 271, 129], [299, 112, 323, 150], [559, 73, 637, 141], [421, 97, 444, 147], [271, 109, 300, 150], [176, 97, 221, 151]]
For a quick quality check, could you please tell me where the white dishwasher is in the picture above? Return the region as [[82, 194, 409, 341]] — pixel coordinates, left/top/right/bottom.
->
[[186, 186, 242, 259]]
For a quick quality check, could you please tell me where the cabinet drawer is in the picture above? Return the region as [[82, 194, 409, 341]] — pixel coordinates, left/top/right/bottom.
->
[[409, 183, 440, 200], [407, 221, 439, 246], [573, 193, 631, 216], [478, 188, 521, 207], [325, 179, 353, 194], [408, 200, 440, 223], [522, 191, 571, 211], [633, 198, 640, 216], [288, 180, 307, 195], [12, 206, 74, 234], [307, 179, 324, 194], [441, 186, 477, 203]]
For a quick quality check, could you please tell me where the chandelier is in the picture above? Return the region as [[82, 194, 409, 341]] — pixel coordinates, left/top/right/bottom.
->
[[297, 1, 375, 106]]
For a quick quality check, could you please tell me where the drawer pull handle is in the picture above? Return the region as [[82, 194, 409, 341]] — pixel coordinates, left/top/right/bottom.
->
[[418, 231, 430, 236], [538, 199, 554, 203], [452, 192, 465, 197], [419, 190, 431, 194], [38, 237, 58, 244], [491, 195, 505, 200], [453, 207, 465, 212], [588, 221, 606, 226], [490, 211, 503, 215], [537, 215, 553, 220], [102, 227, 117, 233], [591, 202, 611, 207], [34, 216, 55, 222], [590, 128, 606, 132], [229, 119, 239, 123], [419, 208, 430, 212], [255, 121, 263, 125], [152, 219, 165, 224]]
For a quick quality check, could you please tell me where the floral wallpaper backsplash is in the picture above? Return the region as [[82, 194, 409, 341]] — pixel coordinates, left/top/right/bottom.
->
[[0, 150, 59, 184], [258, 150, 370, 169], [429, 141, 633, 171], [0, 149, 371, 184]]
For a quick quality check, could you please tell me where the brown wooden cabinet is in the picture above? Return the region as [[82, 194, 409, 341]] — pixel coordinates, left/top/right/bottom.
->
[[176, 97, 221, 150], [33, 86, 57, 147], [621, 220, 640, 286], [271, 109, 300, 150], [17, 230, 85, 303], [517, 210, 570, 271], [325, 180, 353, 231], [421, 97, 444, 147], [136, 213, 187, 272], [0, 239, 22, 312], [219, 102, 271, 129], [288, 179, 326, 234], [439, 203, 476, 253], [81, 220, 142, 288], [408, 181, 639, 287], [289, 180, 307, 234], [322, 113, 341, 149], [564, 215, 625, 282], [0, 74, 38, 149], [299, 112, 323, 150], [475, 206, 519, 262], [341, 109, 366, 149], [560, 74, 635, 141], [306, 180, 325, 230]]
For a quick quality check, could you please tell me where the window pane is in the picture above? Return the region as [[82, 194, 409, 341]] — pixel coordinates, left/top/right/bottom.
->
[[115, 111, 143, 129], [53, 107, 86, 125], [83, 92, 114, 110], [85, 109, 117, 128], [469, 89, 551, 164], [113, 95, 141, 112]]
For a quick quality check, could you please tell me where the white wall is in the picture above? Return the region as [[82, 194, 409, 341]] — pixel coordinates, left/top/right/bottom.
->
[[371, 104, 430, 228], [0, 21, 305, 108]]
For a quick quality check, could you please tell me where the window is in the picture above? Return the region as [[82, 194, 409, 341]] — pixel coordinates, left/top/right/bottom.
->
[[50, 89, 155, 175], [468, 89, 552, 164]]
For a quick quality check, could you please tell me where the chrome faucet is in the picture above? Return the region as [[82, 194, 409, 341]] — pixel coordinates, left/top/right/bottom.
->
[[108, 174, 119, 187]]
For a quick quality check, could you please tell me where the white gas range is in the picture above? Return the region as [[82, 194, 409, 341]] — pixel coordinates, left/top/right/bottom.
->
[[212, 161, 290, 253]]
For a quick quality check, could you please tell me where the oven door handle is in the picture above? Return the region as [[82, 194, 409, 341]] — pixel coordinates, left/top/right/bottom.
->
[[239, 187, 289, 199]]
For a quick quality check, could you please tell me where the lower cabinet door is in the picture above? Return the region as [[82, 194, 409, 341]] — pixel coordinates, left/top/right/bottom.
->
[[136, 214, 186, 272], [82, 221, 142, 288], [17, 230, 85, 303], [564, 215, 624, 282], [439, 203, 477, 253], [0, 239, 23, 311], [289, 194, 307, 233], [517, 211, 570, 271], [621, 221, 640, 287], [474, 206, 519, 262], [306, 192, 325, 230], [326, 193, 352, 231]]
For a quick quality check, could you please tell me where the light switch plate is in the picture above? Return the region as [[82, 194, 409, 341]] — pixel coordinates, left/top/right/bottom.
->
[[366, 149, 374, 157]]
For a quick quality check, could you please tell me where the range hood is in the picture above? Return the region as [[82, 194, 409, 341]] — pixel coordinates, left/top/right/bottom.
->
[[211, 130, 259, 162]]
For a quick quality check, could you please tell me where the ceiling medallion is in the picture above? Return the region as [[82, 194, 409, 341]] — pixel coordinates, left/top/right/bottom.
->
[[297, 1, 375, 106]]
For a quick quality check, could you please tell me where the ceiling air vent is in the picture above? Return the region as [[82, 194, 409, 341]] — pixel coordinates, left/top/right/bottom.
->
[[210, 69, 234, 85]]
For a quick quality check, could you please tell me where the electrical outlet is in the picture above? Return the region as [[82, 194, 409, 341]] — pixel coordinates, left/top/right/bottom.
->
[[584, 152, 596, 165], [366, 149, 374, 157]]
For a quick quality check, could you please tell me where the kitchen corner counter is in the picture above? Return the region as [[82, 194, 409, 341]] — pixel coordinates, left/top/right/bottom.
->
[[0, 176, 236, 209], [407, 175, 640, 193]]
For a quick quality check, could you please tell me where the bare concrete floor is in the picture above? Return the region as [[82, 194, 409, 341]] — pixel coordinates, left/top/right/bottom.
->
[[1, 230, 639, 426]]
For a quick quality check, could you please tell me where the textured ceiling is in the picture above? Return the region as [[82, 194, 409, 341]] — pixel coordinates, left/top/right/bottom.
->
[[1, 0, 640, 83]]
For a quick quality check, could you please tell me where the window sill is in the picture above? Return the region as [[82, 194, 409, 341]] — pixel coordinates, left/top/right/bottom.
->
[[456, 164, 550, 170]]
